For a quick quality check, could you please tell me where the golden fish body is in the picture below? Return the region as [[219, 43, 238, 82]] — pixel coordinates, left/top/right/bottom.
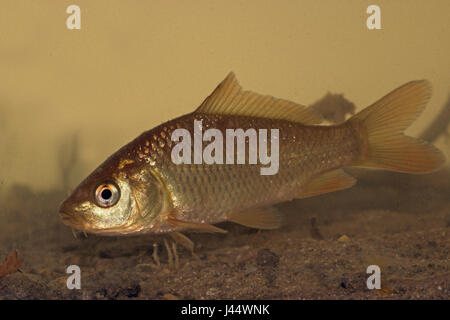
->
[[59, 73, 445, 236], [146, 114, 358, 225]]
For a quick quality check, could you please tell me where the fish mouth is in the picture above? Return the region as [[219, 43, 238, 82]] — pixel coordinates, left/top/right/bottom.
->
[[59, 211, 85, 230], [59, 212, 124, 235], [59, 212, 71, 223], [59, 212, 71, 219]]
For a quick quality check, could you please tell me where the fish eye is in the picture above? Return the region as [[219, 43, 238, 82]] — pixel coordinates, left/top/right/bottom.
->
[[94, 182, 120, 208]]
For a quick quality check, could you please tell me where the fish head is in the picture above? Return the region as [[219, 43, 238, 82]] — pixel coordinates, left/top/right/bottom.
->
[[59, 154, 169, 235]]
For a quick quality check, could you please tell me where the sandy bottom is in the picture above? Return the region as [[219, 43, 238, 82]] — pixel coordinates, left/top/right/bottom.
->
[[0, 168, 448, 299]]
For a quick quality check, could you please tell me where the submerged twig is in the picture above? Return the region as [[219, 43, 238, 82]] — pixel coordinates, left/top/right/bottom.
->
[[164, 239, 173, 269], [172, 241, 179, 269], [152, 243, 160, 267], [420, 94, 450, 143]]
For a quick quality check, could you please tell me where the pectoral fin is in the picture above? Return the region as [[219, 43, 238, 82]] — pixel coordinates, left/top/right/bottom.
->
[[228, 207, 284, 230], [297, 169, 356, 199], [167, 213, 228, 234]]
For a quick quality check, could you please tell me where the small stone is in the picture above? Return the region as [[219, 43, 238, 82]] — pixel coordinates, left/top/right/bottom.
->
[[162, 293, 180, 300], [337, 235, 351, 243], [206, 287, 220, 297], [162, 268, 170, 274], [256, 249, 279, 269], [136, 263, 156, 272]]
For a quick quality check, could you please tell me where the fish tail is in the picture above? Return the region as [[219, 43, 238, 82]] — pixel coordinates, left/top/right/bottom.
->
[[348, 80, 445, 173]]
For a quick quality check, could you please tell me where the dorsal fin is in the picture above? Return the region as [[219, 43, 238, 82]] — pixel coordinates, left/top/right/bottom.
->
[[195, 72, 323, 125]]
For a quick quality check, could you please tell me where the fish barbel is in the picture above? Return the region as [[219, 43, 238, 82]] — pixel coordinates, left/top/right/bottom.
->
[[59, 73, 445, 237]]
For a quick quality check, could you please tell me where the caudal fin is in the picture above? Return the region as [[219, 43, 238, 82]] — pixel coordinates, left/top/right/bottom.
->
[[349, 80, 445, 173]]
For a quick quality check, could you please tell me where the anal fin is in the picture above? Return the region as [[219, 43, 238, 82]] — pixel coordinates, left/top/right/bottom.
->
[[228, 207, 284, 230], [297, 169, 356, 199]]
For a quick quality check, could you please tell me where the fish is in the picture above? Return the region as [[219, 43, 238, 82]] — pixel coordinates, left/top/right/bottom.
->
[[59, 73, 445, 239]]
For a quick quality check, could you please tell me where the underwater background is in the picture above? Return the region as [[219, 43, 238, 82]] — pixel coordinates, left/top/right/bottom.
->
[[0, 0, 449, 299]]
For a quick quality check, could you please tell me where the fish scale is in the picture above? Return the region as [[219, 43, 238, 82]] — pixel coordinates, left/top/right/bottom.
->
[[141, 113, 360, 224]]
